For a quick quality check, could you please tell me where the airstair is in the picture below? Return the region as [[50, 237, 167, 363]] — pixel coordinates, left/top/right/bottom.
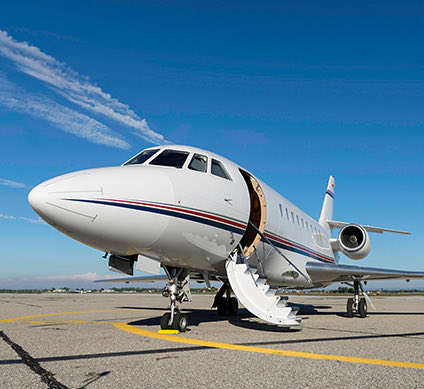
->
[[225, 246, 302, 326]]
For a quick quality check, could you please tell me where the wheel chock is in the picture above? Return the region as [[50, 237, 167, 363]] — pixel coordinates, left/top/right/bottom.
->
[[158, 329, 180, 334]]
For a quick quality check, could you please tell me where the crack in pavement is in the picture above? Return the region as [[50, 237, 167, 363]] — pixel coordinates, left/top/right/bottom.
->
[[0, 330, 69, 389]]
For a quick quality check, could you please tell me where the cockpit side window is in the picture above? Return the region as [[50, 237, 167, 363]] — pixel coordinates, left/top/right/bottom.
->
[[149, 149, 189, 168], [211, 159, 232, 180], [188, 153, 208, 172], [124, 149, 159, 165]]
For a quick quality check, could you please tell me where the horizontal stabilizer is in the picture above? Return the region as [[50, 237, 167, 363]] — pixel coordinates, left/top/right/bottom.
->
[[327, 220, 410, 235]]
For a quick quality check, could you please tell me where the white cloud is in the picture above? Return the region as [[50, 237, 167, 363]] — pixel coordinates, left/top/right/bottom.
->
[[0, 75, 130, 149], [0, 212, 46, 225], [31, 272, 99, 282], [0, 30, 168, 145], [0, 178, 27, 188], [0, 213, 16, 220], [19, 216, 46, 224], [0, 272, 101, 288]]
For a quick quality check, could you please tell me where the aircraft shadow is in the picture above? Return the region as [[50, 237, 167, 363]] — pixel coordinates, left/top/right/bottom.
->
[[127, 308, 235, 327], [118, 304, 424, 332], [125, 307, 302, 332]]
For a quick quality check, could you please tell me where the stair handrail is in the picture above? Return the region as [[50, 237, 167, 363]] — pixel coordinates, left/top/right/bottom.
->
[[248, 221, 312, 285], [253, 246, 265, 277]]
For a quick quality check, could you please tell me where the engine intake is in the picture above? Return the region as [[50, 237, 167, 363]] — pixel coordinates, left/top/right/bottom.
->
[[338, 224, 370, 260]]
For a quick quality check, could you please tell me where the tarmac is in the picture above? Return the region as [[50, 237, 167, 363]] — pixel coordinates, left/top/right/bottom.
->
[[0, 293, 423, 389]]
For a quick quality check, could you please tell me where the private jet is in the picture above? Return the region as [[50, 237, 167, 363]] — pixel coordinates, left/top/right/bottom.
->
[[28, 145, 424, 332]]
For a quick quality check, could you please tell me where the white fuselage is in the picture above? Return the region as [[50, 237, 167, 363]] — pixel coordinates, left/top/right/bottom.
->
[[28, 145, 335, 287]]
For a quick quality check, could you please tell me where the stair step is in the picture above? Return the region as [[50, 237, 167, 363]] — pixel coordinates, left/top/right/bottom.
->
[[225, 255, 301, 327], [265, 288, 277, 297]]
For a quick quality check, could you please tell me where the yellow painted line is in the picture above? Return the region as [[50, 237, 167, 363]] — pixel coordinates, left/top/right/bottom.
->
[[114, 323, 424, 370], [0, 309, 129, 323], [23, 320, 112, 325], [3, 310, 424, 370]]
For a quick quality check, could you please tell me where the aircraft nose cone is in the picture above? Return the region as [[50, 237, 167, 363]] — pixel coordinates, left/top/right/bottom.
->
[[28, 183, 45, 213], [27, 171, 101, 228]]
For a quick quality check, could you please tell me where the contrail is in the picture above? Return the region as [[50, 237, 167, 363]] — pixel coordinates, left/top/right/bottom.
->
[[0, 30, 167, 145]]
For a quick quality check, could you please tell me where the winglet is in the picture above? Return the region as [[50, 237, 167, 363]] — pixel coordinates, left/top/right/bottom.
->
[[319, 176, 336, 233]]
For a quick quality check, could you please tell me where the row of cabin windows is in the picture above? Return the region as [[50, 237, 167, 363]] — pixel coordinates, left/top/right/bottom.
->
[[279, 203, 325, 241], [125, 149, 232, 180]]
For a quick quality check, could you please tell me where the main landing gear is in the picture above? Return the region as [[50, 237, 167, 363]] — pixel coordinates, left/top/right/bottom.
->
[[346, 280, 367, 318], [212, 283, 239, 316], [160, 267, 191, 332]]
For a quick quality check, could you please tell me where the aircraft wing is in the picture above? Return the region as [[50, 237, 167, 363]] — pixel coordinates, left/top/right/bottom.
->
[[94, 275, 169, 283], [327, 220, 410, 235], [94, 273, 219, 283], [306, 262, 424, 283]]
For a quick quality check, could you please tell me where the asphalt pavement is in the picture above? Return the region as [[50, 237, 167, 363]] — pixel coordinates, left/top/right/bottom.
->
[[0, 293, 423, 388]]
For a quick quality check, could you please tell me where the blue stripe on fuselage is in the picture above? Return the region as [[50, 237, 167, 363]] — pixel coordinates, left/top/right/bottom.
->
[[66, 198, 246, 235], [65, 198, 334, 264]]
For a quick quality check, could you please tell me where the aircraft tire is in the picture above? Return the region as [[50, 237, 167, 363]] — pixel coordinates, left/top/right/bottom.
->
[[346, 298, 354, 318], [160, 312, 171, 329], [359, 298, 367, 318], [228, 297, 238, 315], [217, 298, 227, 315], [173, 312, 188, 332]]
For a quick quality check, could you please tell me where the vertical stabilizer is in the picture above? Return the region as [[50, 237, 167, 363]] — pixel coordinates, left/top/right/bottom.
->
[[319, 176, 335, 233]]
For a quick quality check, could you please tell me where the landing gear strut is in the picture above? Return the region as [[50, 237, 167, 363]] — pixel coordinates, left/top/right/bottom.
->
[[212, 283, 238, 316], [346, 280, 367, 318], [160, 267, 191, 332]]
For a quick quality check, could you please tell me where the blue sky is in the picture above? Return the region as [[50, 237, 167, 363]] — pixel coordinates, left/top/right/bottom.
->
[[0, 1, 423, 289]]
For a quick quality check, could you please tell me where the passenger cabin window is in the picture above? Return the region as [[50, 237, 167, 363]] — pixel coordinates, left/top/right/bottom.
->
[[124, 149, 159, 165], [211, 159, 231, 180], [279, 204, 284, 218], [291, 211, 295, 223], [286, 208, 289, 220], [150, 149, 189, 168], [188, 153, 208, 172]]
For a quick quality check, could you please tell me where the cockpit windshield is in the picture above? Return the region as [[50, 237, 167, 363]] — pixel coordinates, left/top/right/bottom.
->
[[211, 159, 232, 180], [149, 149, 189, 168], [124, 149, 159, 165], [188, 153, 208, 172], [124, 148, 232, 179]]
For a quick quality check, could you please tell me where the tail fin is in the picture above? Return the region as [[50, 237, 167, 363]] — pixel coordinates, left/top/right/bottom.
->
[[319, 176, 335, 233]]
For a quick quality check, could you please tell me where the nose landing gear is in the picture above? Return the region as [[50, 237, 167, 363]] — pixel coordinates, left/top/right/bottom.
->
[[160, 267, 191, 332]]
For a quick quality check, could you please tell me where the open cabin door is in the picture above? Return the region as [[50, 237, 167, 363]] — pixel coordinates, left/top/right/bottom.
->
[[238, 170, 267, 257]]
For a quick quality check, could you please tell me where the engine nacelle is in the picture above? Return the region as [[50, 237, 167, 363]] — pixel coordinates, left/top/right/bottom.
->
[[338, 224, 370, 260]]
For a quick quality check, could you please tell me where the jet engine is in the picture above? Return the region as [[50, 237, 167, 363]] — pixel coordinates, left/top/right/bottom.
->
[[337, 224, 370, 260]]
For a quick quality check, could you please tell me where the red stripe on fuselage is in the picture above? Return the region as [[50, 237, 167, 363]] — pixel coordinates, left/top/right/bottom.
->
[[96, 198, 334, 263], [264, 231, 334, 263]]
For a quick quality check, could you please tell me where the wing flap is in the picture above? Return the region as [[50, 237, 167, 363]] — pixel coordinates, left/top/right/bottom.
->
[[306, 261, 424, 283]]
